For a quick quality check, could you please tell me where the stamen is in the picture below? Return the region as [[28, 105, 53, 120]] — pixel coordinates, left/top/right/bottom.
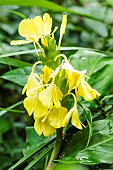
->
[[32, 61, 42, 72]]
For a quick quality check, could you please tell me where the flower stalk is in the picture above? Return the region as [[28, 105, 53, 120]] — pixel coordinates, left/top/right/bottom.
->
[[45, 128, 63, 170]]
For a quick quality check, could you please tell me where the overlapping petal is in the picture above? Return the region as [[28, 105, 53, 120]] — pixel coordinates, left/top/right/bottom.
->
[[76, 75, 100, 101], [22, 72, 40, 96], [62, 98, 82, 129], [39, 83, 63, 109], [34, 118, 56, 136], [11, 13, 53, 45], [48, 107, 68, 128]]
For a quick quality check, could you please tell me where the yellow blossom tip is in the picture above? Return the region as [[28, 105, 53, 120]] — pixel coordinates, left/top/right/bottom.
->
[[60, 15, 67, 35]]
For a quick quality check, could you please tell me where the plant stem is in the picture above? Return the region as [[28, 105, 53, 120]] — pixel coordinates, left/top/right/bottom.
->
[[45, 128, 63, 170]]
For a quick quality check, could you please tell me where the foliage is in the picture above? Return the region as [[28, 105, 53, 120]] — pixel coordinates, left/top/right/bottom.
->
[[0, 0, 113, 170]]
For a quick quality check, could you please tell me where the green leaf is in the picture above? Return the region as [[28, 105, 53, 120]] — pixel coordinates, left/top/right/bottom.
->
[[61, 114, 113, 165], [0, 0, 102, 21], [0, 57, 31, 67], [25, 127, 55, 148], [84, 18, 108, 37], [24, 142, 54, 170], [0, 47, 103, 58], [8, 127, 55, 170], [0, 118, 11, 135], [1, 66, 42, 86], [70, 50, 113, 94], [51, 163, 89, 170], [1, 67, 31, 86], [0, 9, 27, 19], [106, 0, 113, 7], [0, 50, 37, 58]]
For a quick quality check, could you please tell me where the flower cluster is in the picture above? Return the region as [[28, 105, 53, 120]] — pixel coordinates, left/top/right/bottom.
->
[[11, 13, 100, 136]]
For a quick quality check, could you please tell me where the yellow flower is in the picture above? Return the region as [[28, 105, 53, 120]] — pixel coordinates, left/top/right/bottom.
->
[[42, 65, 52, 84], [39, 83, 63, 109], [61, 59, 86, 92], [10, 13, 53, 45], [24, 93, 48, 118], [22, 72, 40, 96], [48, 107, 68, 128], [76, 75, 100, 101], [34, 117, 56, 136], [62, 97, 82, 129]]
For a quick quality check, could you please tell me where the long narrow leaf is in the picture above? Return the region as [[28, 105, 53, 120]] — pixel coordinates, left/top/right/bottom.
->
[[0, 9, 27, 19], [24, 142, 55, 170], [8, 138, 55, 170], [0, 0, 102, 21]]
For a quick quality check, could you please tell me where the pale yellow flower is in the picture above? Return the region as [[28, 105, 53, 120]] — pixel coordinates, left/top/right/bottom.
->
[[22, 72, 40, 96], [34, 117, 56, 136], [76, 75, 100, 101], [24, 93, 48, 118], [61, 59, 86, 92], [10, 13, 53, 45], [62, 97, 82, 129], [48, 107, 68, 128], [39, 83, 63, 109]]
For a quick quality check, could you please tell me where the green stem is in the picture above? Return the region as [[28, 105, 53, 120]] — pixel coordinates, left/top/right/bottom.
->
[[45, 128, 63, 170]]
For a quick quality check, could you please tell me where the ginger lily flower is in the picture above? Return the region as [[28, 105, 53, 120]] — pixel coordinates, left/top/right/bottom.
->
[[48, 107, 68, 128], [61, 58, 86, 92], [34, 117, 56, 136], [22, 72, 40, 96], [76, 75, 100, 101], [39, 83, 63, 109], [22, 62, 42, 96], [10, 13, 55, 45], [24, 94, 48, 118], [62, 96, 82, 129]]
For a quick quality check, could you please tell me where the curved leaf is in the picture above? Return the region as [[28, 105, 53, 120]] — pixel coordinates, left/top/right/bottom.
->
[[1, 66, 42, 86], [61, 114, 113, 165]]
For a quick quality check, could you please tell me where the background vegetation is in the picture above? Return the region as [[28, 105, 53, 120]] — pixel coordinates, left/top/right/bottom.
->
[[0, 0, 113, 169]]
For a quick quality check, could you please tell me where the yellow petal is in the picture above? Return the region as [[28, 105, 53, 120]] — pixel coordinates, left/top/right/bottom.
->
[[66, 71, 80, 92], [60, 15, 67, 36], [23, 72, 39, 96], [62, 108, 73, 127], [34, 118, 43, 136], [39, 83, 63, 109], [58, 15, 67, 48], [23, 93, 38, 116], [43, 13, 52, 35], [71, 106, 82, 129], [19, 18, 40, 41], [34, 99, 48, 119], [34, 118, 56, 136], [22, 83, 28, 95], [34, 16, 43, 35], [48, 107, 68, 128], [76, 76, 100, 101], [42, 65, 52, 83], [39, 84, 53, 109], [10, 40, 31, 45]]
